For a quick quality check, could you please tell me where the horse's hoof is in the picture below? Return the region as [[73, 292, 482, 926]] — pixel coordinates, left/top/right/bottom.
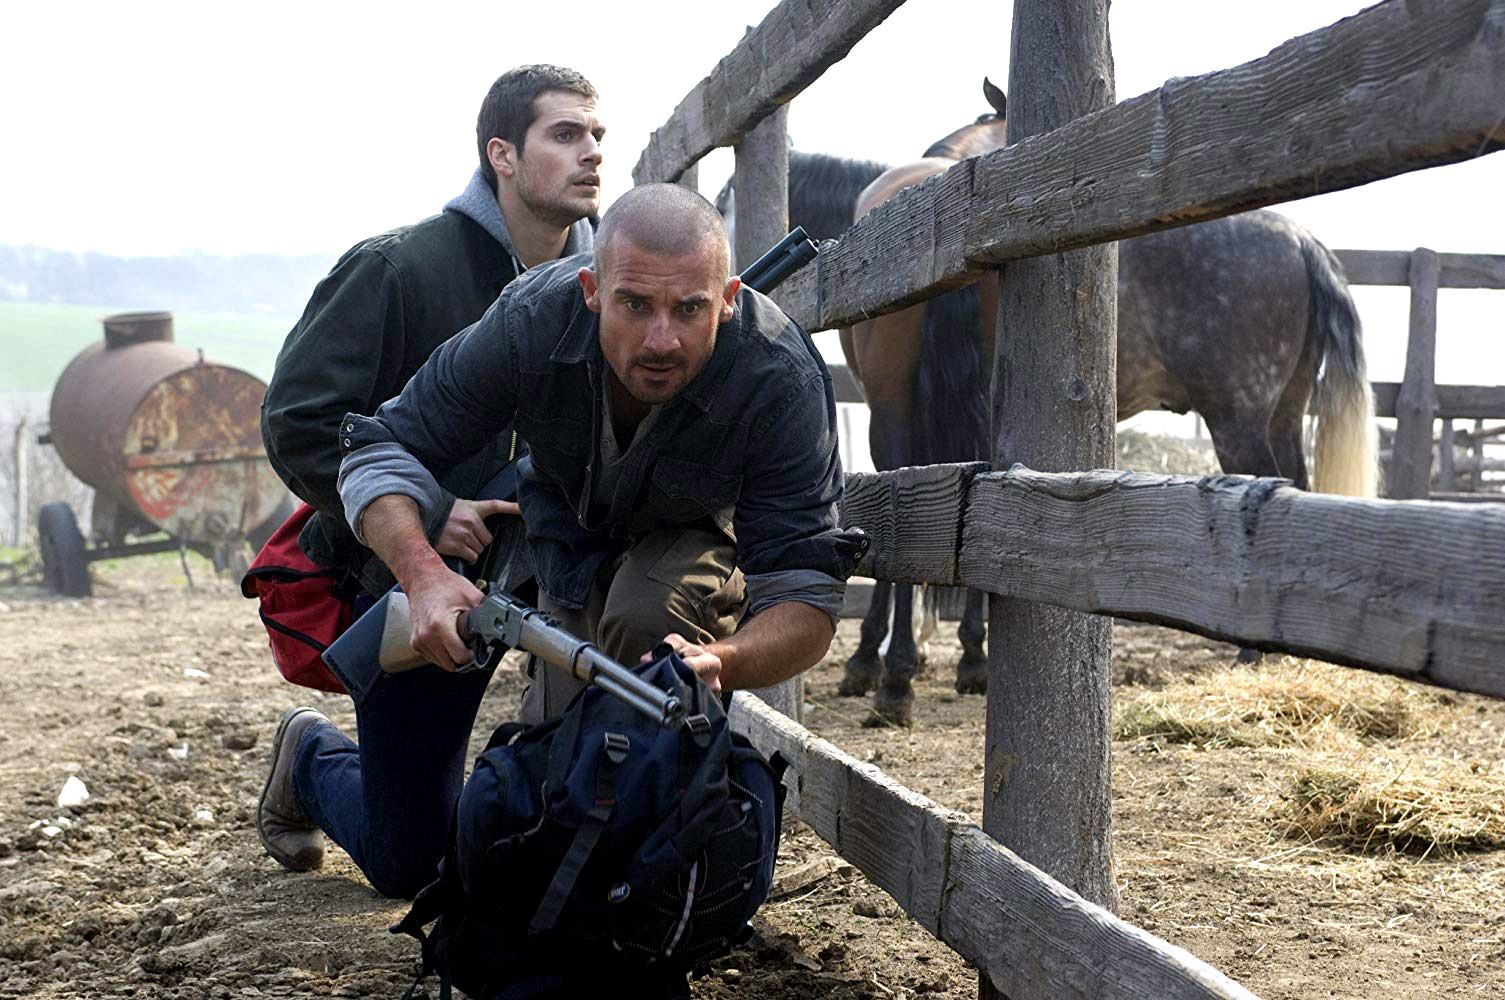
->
[[1236, 647, 1263, 665], [954, 657, 988, 695], [838, 654, 880, 697], [865, 687, 914, 728]]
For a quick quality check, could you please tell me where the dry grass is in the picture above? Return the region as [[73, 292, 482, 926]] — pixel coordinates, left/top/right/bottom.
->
[[1114, 656, 1451, 751], [1278, 758, 1505, 857]]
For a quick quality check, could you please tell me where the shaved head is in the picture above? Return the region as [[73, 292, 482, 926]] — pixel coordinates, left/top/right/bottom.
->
[[594, 183, 730, 280]]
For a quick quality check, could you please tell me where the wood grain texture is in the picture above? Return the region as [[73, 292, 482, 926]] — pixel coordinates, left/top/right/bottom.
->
[[982, 0, 1120, 941], [733, 106, 789, 272], [773, 0, 1505, 332], [1336, 249, 1505, 289], [956, 467, 1505, 700], [1391, 249, 1441, 499], [1371, 382, 1505, 420], [730, 693, 1261, 1000], [631, 0, 908, 184], [837, 464, 988, 583], [734, 106, 802, 722]]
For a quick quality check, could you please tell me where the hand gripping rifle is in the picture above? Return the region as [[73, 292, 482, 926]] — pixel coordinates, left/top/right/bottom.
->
[[321, 229, 821, 726]]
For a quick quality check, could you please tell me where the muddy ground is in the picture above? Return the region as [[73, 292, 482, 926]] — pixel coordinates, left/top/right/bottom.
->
[[1, 557, 1502, 999]]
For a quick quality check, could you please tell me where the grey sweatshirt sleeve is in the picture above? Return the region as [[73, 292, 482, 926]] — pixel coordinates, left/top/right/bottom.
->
[[743, 568, 848, 627], [338, 440, 445, 544]]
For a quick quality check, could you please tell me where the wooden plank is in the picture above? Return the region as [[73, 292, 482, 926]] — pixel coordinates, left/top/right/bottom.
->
[[1372, 382, 1505, 420], [1430, 491, 1505, 504], [983, 0, 1119, 942], [830, 363, 864, 404], [730, 693, 1261, 1000], [631, 0, 908, 184], [951, 467, 1505, 700], [733, 106, 790, 282], [1336, 249, 1505, 289], [1390, 249, 1441, 499], [773, 0, 1505, 332], [734, 104, 803, 723], [837, 463, 987, 584], [1439, 419, 1458, 491]]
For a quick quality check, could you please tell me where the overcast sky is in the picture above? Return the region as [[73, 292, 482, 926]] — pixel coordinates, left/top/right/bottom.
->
[[4, 0, 1500, 386]]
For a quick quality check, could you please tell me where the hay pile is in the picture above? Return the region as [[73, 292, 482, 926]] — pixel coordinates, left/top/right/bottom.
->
[[1116, 429, 1222, 476], [1115, 657, 1505, 857], [1280, 760, 1505, 857], [1114, 656, 1447, 750]]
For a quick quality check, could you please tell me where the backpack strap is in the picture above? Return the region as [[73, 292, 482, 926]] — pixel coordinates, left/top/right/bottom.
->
[[529, 731, 630, 936]]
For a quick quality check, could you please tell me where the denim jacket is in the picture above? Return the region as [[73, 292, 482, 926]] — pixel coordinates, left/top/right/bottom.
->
[[337, 253, 867, 620]]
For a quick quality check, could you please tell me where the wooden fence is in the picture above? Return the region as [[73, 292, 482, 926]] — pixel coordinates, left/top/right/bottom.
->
[[635, 0, 1505, 996]]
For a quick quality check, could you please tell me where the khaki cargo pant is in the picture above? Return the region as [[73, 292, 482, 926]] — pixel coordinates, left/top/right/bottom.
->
[[518, 524, 746, 724]]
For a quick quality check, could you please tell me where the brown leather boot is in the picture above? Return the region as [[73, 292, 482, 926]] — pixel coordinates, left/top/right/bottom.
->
[[257, 707, 329, 872]]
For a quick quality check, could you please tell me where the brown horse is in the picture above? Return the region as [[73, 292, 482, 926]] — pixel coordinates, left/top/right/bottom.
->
[[716, 81, 1377, 725]]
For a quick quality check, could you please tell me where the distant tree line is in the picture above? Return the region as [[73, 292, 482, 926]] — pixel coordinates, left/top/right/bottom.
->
[[0, 244, 337, 316]]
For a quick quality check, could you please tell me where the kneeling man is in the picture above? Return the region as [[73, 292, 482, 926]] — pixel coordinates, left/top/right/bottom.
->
[[262, 183, 865, 893]]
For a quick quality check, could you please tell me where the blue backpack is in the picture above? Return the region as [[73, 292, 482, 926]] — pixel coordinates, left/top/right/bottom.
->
[[393, 649, 787, 999]]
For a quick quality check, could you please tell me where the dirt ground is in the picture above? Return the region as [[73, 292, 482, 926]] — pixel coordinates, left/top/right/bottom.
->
[[2, 557, 1502, 999]]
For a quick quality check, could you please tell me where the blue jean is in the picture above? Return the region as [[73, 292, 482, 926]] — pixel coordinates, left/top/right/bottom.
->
[[291, 596, 494, 899]]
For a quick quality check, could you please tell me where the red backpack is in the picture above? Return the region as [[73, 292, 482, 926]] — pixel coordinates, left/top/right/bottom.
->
[[240, 503, 354, 693]]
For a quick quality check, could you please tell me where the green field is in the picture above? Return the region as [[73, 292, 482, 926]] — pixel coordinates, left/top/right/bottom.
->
[[0, 301, 295, 391]]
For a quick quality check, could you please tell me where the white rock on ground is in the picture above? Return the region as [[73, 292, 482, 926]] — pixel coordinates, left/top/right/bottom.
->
[[56, 775, 89, 808]]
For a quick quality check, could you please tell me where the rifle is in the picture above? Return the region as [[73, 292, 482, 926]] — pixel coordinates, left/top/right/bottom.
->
[[321, 228, 821, 724]]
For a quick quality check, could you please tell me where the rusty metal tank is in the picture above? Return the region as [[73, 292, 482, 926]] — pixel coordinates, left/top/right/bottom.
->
[[48, 311, 287, 547]]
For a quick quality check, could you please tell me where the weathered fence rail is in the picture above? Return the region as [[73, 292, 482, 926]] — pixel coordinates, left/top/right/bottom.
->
[[730, 692, 1258, 1000], [632, 0, 907, 185], [840, 464, 1505, 699], [638, 0, 1505, 994], [769, 0, 1504, 333]]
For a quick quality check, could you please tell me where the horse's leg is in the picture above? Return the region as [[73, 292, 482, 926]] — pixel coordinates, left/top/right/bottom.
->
[[1201, 407, 1282, 664], [954, 588, 988, 694], [869, 581, 919, 727], [849, 309, 926, 726], [839, 579, 890, 695]]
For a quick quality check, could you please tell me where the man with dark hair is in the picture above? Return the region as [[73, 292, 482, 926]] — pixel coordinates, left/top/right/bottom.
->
[[257, 184, 864, 896], [256, 65, 604, 896]]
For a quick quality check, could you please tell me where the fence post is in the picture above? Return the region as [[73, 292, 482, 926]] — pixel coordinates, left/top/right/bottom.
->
[[983, 2, 1120, 982], [1390, 247, 1439, 498], [1438, 418, 1456, 491], [675, 162, 698, 193], [13, 418, 28, 548], [733, 103, 802, 723], [1471, 418, 1485, 491]]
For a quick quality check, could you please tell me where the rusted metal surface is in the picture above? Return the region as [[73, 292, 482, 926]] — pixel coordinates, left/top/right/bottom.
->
[[49, 313, 287, 546], [102, 311, 174, 349]]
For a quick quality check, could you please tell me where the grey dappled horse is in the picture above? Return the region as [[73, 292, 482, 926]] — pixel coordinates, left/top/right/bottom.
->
[[716, 81, 1377, 726]]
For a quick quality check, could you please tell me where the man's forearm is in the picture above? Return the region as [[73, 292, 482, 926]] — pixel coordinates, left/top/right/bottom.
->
[[359, 495, 449, 592], [709, 601, 835, 691]]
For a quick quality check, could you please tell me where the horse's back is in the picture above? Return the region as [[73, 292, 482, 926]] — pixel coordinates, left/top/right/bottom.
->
[[855, 158, 958, 219], [1118, 210, 1322, 419]]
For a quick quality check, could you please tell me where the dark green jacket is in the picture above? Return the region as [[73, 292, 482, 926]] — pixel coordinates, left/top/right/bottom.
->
[[261, 208, 521, 596]]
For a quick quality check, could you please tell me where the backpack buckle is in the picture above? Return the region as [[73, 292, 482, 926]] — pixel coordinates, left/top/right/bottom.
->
[[602, 731, 630, 764], [684, 713, 712, 747]]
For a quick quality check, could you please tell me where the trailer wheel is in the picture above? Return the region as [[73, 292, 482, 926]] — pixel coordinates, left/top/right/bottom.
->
[[38, 502, 92, 597]]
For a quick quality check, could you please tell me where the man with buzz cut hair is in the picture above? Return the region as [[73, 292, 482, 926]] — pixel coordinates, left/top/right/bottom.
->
[[256, 185, 865, 888], [256, 64, 605, 898], [331, 182, 866, 715]]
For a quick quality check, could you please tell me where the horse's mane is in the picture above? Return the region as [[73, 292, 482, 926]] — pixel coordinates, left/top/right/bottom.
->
[[715, 149, 890, 242]]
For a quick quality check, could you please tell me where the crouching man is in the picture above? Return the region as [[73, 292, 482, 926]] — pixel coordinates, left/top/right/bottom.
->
[[258, 182, 866, 897]]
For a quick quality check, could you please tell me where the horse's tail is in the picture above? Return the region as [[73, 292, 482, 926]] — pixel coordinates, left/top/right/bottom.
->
[[913, 285, 989, 466], [1304, 237, 1379, 497]]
